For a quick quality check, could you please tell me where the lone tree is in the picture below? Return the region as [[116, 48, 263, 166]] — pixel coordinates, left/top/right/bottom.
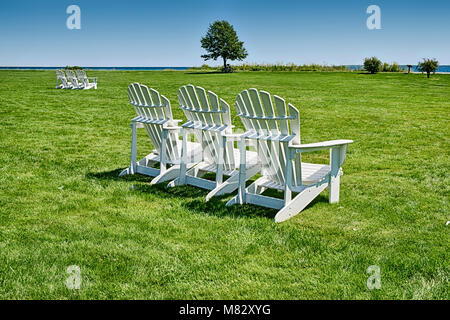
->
[[417, 58, 439, 78], [364, 57, 382, 74], [201, 20, 248, 72]]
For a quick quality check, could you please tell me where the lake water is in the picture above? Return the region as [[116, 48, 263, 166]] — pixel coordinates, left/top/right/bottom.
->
[[1, 66, 449, 72], [0, 66, 190, 71]]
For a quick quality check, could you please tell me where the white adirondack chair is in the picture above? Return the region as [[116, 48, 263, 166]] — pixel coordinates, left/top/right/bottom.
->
[[168, 85, 260, 200], [119, 83, 202, 185], [55, 70, 72, 89], [65, 70, 84, 89], [75, 69, 97, 89], [226, 89, 353, 222]]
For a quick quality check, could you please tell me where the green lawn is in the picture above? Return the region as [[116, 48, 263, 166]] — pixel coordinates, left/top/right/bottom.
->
[[0, 70, 448, 299]]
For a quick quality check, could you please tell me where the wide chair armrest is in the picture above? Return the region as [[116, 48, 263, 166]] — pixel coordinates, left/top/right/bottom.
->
[[290, 139, 353, 153], [290, 139, 353, 169]]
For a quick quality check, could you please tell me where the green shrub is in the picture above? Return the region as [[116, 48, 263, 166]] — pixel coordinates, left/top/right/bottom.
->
[[364, 57, 382, 74], [233, 63, 350, 72], [380, 62, 401, 73], [389, 62, 400, 72], [189, 63, 352, 73], [65, 66, 83, 70], [201, 64, 213, 70]]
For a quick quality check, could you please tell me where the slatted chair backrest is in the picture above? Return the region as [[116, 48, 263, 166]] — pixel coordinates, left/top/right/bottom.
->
[[75, 69, 86, 79], [56, 70, 69, 87], [65, 70, 81, 88], [236, 89, 302, 187], [75, 69, 88, 86], [178, 84, 235, 172], [56, 69, 65, 78], [127, 83, 179, 162]]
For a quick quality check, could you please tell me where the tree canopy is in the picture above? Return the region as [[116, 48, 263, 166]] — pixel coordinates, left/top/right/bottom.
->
[[417, 58, 439, 78], [201, 20, 248, 72], [363, 57, 382, 74]]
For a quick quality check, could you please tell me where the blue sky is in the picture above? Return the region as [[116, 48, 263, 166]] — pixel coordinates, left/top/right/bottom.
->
[[0, 0, 449, 66]]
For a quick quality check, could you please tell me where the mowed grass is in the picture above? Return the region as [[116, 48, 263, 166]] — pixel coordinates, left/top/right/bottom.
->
[[0, 70, 448, 300]]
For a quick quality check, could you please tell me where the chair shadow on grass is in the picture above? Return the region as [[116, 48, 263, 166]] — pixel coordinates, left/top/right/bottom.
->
[[87, 168, 329, 221], [182, 190, 329, 220], [86, 168, 151, 183]]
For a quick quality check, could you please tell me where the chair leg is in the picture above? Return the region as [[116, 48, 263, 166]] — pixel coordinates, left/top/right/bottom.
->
[[225, 194, 239, 206], [167, 177, 180, 188], [215, 135, 225, 186], [150, 165, 179, 185], [166, 163, 199, 188], [119, 167, 131, 177], [130, 122, 137, 174], [207, 163, 259, 201], [119, 122, 137, 177], [284, 148, 293, 204], [178, 128, 188, 185], [247, 180, 267, 195], [329, 174, 340, 203], [237, 136, 247, 204], [226, 174, 265, 207], [329, 147, 341, 203], [160, 129, 168, 175], [274, 183, 328, 223], [207, 172, 235, 202]]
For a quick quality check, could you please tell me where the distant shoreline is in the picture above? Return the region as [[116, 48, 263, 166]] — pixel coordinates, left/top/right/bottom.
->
[[0, 66, 190, 71], [346, 65, 450, 73], [410, 71, 450, 74], [1, 66, 449, 73]]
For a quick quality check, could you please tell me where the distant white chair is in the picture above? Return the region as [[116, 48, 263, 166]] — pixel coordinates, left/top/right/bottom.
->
[[55, 70, 72, 89], [65, 70, 84, 89], [168, 85, 260, 201], [119, 83, 202, 184], [226, 88, 353, 222], [75, 69, 97, 90]]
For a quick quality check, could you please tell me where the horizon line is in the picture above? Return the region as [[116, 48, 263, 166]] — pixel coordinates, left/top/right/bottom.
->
[[1, 63, 450, 68]]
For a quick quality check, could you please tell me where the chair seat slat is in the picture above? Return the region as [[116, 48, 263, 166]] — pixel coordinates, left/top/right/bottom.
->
[[131, 102, 168, 108], [237, 113, 296, 121], [132, 116, 170, 126], [180, 105, 227, 114]]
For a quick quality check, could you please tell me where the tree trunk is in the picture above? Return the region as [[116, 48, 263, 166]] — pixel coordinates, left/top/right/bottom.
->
[[223, 57, 227, 72], [427, 72, 430, 78]]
